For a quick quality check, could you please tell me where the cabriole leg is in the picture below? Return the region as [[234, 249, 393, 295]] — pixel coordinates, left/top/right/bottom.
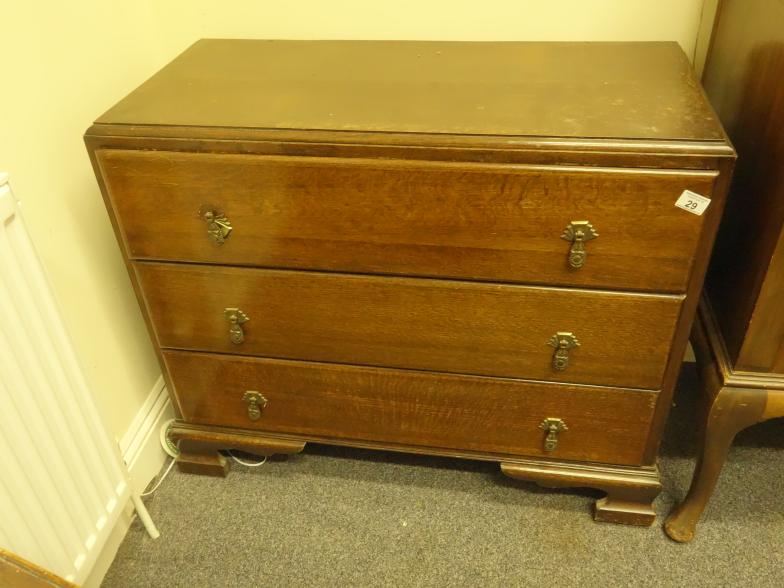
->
[[665, 386, 765, 542]]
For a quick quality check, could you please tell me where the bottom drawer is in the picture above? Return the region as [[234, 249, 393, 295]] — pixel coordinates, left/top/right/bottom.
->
[[164, 351, 657, 466]]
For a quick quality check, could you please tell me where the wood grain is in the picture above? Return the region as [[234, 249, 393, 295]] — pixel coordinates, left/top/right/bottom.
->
[[164, 350, 657, 466], [665, 3, 784, 540], [0, 549, 75, 588], [703, 0, 784, 371], [501, 460, 661, 526], [86, 125, 734, 169], [138, 262, 683, 389], [96, 40, 724, 142], [84, 39, 735, 522], [738, 232, 784, 371], [100, 150, 717, 293], [170, 428, 306, 477], [640, 155, 734, 463], [665, 295, 784, 542]]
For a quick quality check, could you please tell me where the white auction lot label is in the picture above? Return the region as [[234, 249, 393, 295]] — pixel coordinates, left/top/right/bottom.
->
[[675, 190, 711, 215]]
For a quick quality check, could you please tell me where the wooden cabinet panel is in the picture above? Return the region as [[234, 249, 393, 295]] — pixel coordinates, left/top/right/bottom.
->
[[137, 262, 682, 390], [86, 40, 735, 524], [703, 0, 784, 372], [101, 150, 716, 293], [165, 350, 657, 466]]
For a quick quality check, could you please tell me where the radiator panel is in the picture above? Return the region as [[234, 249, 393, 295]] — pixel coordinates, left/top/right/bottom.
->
[[0, 176, 131, 584]]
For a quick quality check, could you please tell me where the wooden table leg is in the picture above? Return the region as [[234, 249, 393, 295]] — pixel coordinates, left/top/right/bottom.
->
[[665, 385, 766, 542], [177, 446, 230, 477], [502, 460, 661, 526], [169, 422, 306, 478]]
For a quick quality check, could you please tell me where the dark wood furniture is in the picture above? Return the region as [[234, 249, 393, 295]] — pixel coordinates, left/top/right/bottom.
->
[[86, 40, 734, 526], [665, 0, 784, 542], [0, 548, 75, 588]]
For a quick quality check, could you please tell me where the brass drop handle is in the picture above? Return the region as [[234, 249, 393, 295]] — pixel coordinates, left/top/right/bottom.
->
[[199, 205, 232, 244], [224, 308, 249, 344], [243, 391, 267, 421], [539, 418, 568, 452], [548, 332, 580, 371], [561, 220, 598, 269]]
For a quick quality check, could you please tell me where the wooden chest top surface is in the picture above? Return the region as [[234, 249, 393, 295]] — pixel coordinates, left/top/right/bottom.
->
[[96, 39, 726, 143]]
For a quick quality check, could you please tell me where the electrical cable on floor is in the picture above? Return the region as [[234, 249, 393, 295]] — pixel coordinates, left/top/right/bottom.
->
[[140, 457, 176, 497], [143, 419, 265, 498], [136, 419, 180, 499], [227, 451, 268, 467], [160, 418, 180, 458]]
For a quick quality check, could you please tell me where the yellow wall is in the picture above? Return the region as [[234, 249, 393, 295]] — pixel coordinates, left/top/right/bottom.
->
[[151, 1, 707, 60], [1, 3, 168, 437], [0, 0, 710, 439]]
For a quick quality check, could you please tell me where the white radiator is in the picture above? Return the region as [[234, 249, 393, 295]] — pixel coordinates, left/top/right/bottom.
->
[[0, 173, 157, 584]]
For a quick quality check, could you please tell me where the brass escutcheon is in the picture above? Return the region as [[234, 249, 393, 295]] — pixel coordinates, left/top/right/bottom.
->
[[242, 391, 267, 421], [548, 332, 580, 371], [224, 308, 249, 344], [561, 220, 598, 269], [199, 205, 232, 244], [539, 418, 568, 452]]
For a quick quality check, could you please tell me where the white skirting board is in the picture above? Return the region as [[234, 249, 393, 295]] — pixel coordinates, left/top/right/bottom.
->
[[84, 376, 173, 587], [119, 376, 175, 494]]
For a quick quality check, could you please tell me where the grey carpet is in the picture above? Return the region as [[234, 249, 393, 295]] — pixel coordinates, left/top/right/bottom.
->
[[103, 366, 784, 587]]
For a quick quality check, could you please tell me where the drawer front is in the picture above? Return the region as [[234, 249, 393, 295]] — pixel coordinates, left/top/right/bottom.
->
[[101, 150, 717, 292], [137, 262, 682, 389], [164, 350, 656, 466]]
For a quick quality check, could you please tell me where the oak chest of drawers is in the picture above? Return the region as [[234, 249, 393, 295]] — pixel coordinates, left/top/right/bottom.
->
[[87, 39, 734, 526]]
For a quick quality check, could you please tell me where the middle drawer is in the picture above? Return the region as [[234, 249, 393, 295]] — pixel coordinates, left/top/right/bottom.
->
[[136, 262, 681, 389]]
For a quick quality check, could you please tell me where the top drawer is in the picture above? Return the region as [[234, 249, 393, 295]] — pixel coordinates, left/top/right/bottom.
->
[[98, 150, 717, 292]]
